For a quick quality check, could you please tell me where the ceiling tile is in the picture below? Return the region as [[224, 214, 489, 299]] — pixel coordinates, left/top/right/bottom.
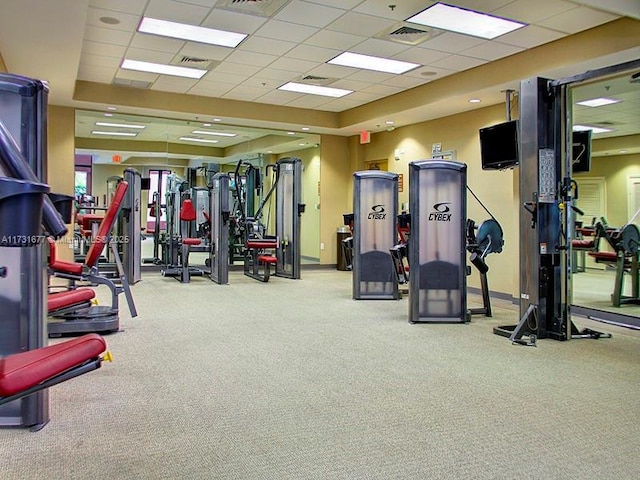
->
[[350, 38, 411, 57], [284, 44, 341, 63], [152, 76, 199, 93], [497, 25, 566, 49], [303, 29, 366, 50], [354, 0, 436, 22], [285, 94, 334, 108], [382, 74, 433, 89], [252, 69, 299, 82], [253, 20, 318, 43], [274, 0, 345, 28], [432, 54, 488, 72], [462, 41, 524, 61], [130, 32, 184, 54], [144, 0, 211, 24], [80, 53, 122, 69], [115, 69, 158, 82], [449, 0, 514, 13], [89, 0, 148, 15], [224, 50, 279, 68], [256, 90, 305, 105], [360, 83, 404, 96], [213, 62, 262, 77], [304, 63, 359, 79], [330, 78, 374, 91], [125, 47, 176, 64], [301, 0, 363, 10], [202, 8, 267, 35], [537, 6, 619, 34], [494, 0, 578, 23], [327, 11, 395, 37], [77, 64, 116, 83], [564, 0, 639, 19], [267, 57, 319, 74], [223, 85, 269, 102], [237, 36, 297, 56], [345, 70, 396, 83], [392, 46, 449, 65], [419, 32, 486, 54], [200, 70, 246, 85], [81, 41, 128, 59], [84, 25, 134, 46]]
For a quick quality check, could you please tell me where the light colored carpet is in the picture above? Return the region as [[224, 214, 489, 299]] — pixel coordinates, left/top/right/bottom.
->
[[1, 270, 639, 479]]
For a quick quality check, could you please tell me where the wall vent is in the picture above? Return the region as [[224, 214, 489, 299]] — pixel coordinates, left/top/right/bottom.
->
[[215, 0, 291, 17]]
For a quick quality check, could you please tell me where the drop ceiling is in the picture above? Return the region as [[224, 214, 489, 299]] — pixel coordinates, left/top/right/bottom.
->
[[0, 0, 639, 157]]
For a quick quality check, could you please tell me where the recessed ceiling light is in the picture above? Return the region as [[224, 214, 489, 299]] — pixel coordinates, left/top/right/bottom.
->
[[96, 122, 146, 129], [287, 131, 295, 135], [573, 125, 612, 134], [406, 3, 526, 39], [301, 127, 310, 131], [100, 16, 120, 25], [328, 52, 420, 74], [138, 17, 247, 48], [213, 118, 222, 122], [576, 97, 620, 107], [620, 150, 628, 154], [106, 106, 117, 111], [179, 136, 219, 144], [385, 120, 394, 125], [278, 82, 352, 98], [202, 123, 212, 127], [192, 130, 237, 137], [92, 131, 138, 137], [469, 98, 481, 103], [121, 59, 207, 79]]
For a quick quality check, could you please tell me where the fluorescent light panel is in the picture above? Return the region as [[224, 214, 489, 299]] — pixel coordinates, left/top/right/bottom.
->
[[179, 136, 219, 144], [278, 82, 352, 98], [92, 131, 138, 137], [576, 97, 620, 107], [328, 52, 419, 74], [138, 17, 247, 48], [121, 59, 207, 79], [191, 130, 236, 137], [96, 122, 146, 129], [406, 3, 526, 39], [573, 125, 612, 134]]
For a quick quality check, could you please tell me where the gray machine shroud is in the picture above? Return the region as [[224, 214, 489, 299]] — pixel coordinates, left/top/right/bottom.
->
[[408, 160, 468, 323]]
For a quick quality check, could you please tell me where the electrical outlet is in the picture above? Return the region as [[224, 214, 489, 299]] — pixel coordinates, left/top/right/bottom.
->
[[320, 242, 325, 250]]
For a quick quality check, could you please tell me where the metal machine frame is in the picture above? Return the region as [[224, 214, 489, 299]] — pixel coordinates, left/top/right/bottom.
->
[[209, 172, 230, 285]]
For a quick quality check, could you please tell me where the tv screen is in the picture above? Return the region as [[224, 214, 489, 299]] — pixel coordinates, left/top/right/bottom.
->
[[572, 130, 592, 173], [479, 120, 519, 170]]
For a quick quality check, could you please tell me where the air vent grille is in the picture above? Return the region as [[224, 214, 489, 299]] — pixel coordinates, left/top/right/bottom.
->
[[215, 0, 290, 17], [375, 22, 443, 46], [298, 75, 335, 86]]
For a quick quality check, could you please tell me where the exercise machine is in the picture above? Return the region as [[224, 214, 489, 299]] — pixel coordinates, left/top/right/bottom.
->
[[352, 171, 400, 300], [209, 172, 230, 285], [493, 74, 613, 343], [121, 167, 142, 284], [407, 160, 469, 323], [47, 180, 138, 336], [243, 157, 305, 282], [0, 72, 106, 430]]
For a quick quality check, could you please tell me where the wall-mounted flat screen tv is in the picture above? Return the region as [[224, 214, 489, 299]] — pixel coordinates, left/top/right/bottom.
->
[[572, 130, 592, 173], [479, 120, 519, 170]]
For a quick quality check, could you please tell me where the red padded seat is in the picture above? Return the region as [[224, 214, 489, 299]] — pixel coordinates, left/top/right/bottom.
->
[[258, 255, 278, 264], [48, 288, 95, 312], [0, 334, 107, 396], [572, 239, 595, 249], [247, 240, 278, 249], [47, 238, 84, 274], [589, 251, 617, 262], [183, 238, 201, 246]]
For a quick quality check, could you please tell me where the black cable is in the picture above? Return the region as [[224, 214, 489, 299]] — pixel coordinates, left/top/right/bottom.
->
[[467, 185, 497, 221]]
